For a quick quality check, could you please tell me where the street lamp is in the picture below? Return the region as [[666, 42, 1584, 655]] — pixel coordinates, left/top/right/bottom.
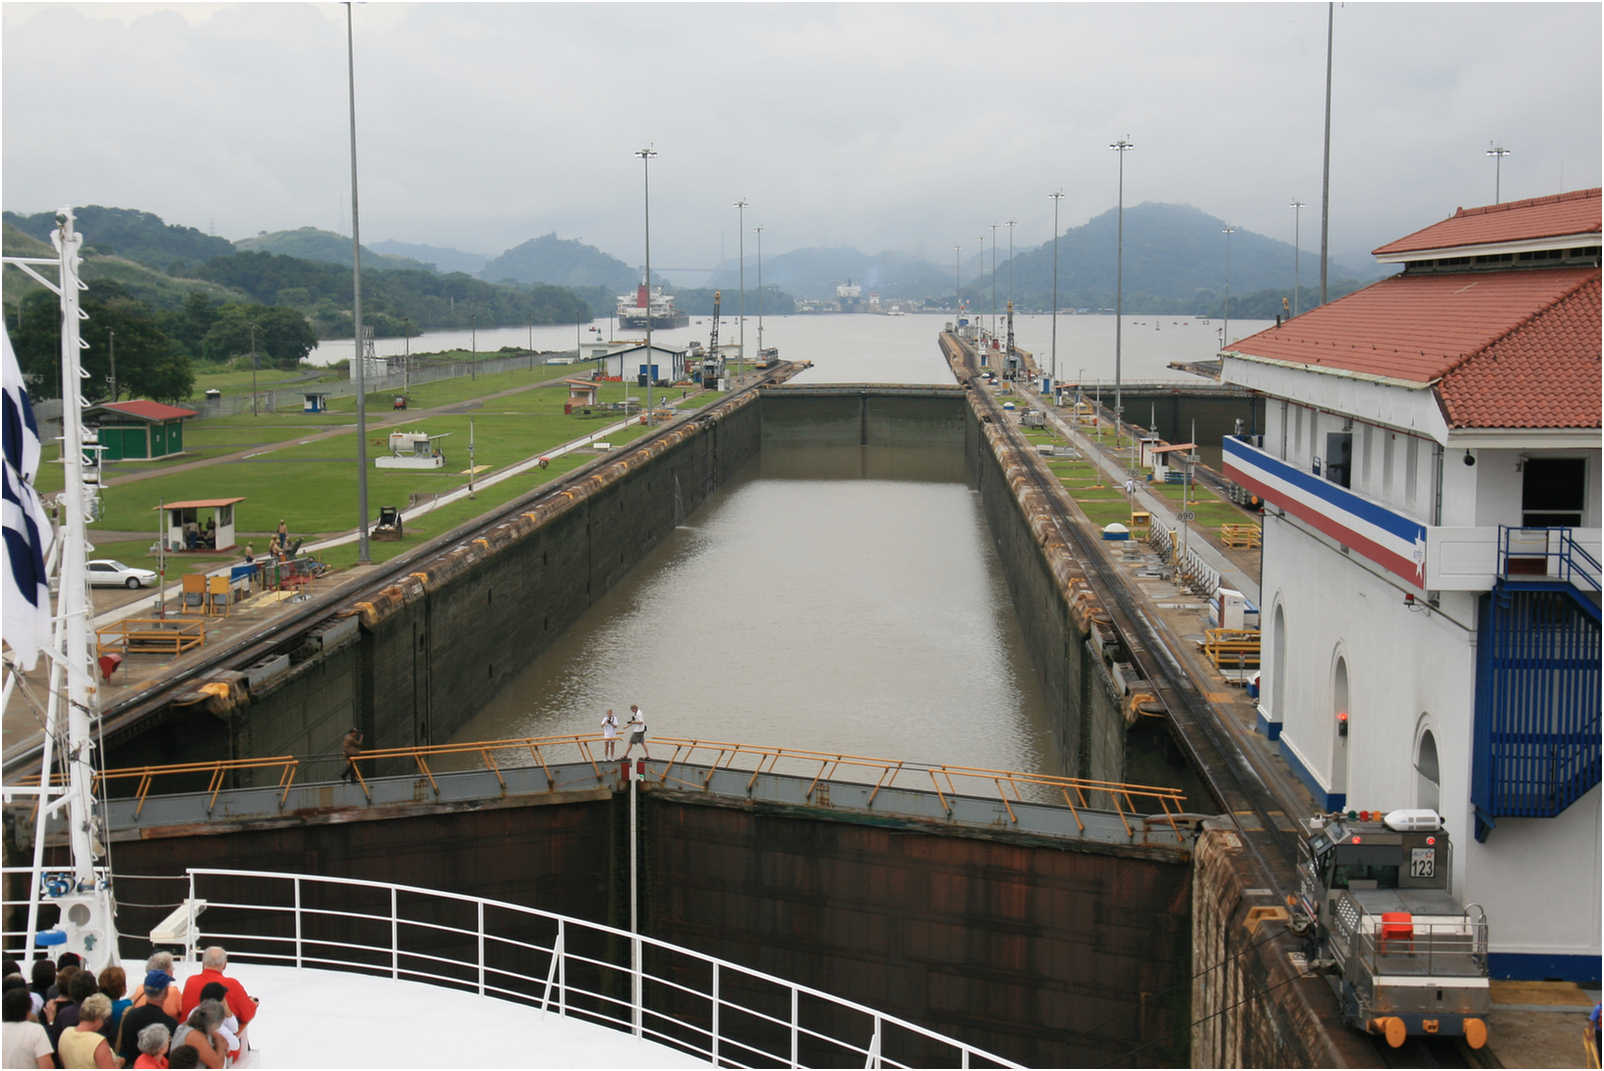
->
[[1289, 200, 1306, 317], [638, 145, 658, 423], [1110, 135, 1133, 455], [1006, 217, 1017, 317], [989, 222, 999, 341], [954, 244, 961, 321], [1486, 143, 1510, 204], [1221, 224, 1237, 350], [1050, 191, 1064, 397], [346, 0, 370, 563], [755, 224, 764, 357], [734, 198, 747, 378], [976, 235, 984, 337]]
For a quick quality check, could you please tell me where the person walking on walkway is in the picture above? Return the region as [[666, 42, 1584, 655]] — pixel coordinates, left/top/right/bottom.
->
[[341, 728, 364, 783], [621, 705, 649, 761], [599, 710, 619, 760]]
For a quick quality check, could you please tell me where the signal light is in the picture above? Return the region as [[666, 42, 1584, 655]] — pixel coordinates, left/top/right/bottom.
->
[[1337, 710, 1349, 737], [1351, 835, 1362, 844], [1426, 836, 1436, 845]]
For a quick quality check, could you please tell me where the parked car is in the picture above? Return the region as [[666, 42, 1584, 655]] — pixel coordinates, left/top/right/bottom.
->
[[86, 559, 159, 589]]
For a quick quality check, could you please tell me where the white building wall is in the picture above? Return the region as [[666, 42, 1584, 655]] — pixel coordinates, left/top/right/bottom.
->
[[1264, 508, 1601, 964]]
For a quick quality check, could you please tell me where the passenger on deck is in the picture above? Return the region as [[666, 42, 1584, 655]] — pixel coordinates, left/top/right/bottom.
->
[[58, 993, 117, 1068], [132, 953, 181, 1018], [178, 948, 256, 1037], [27, 960, 53, 1016], [133, 1023, 171, 1069], [97, 966, 130, 1045], [196, 982, 240, 1061], [166, 1046, 200, 1070], [2, 986, 54, 1069], [47, 970, 99, 1048], [170, 1000, 227, 1069], [116, 973, 178, 1067]]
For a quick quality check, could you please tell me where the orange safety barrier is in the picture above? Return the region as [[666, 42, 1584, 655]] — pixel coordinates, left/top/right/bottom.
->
[[1378, 911, 1415, 954], [21, 756, 299, 819]]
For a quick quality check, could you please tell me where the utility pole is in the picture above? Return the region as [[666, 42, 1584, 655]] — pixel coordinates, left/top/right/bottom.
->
[[248, 322, 257, 416], [755, 224, 764, 355], [1319, 1, 1334, 306], [346, 0, 370, 563], [1006, 217, 1017, 317], [1290, 200, 1306, 317], [471, 310, 477, 380], [734, 198, 747, 380], [638, 146, 658, 422], [107, 328, 116, 402], [1110, 136, 1134, 458], [1486, 143, 1511, 204], [954, 244, 961, 323], [1222, 224, 1237, 349], [989, 222, 999, 341], [468, 417, 476, 499], [403, 319, 411, 393], [1050, 191, 1064, 397]]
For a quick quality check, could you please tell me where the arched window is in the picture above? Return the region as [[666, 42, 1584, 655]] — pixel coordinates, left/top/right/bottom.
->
[[1416, 729, 1440, 812], [1271, 604, 1286, 721], [1331, 655, 1349, 794]]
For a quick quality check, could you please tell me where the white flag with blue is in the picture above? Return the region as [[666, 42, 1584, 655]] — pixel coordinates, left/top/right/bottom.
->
[[3, 324, 54, 670]]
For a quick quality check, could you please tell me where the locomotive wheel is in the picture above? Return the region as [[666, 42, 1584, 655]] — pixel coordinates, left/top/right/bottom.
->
[[1463, 1017, 1487, 1050], [1370, 1016, 1408, 1048]]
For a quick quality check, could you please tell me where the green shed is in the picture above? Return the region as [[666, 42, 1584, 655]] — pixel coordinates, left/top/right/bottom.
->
[[84, 400, 198, 461]]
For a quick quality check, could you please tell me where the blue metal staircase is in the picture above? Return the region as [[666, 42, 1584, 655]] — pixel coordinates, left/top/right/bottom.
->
[[1471, 528, 1601, 841]]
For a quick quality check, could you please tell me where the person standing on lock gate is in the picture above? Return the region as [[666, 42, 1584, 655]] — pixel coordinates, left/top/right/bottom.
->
[[341, 728, 364, 783], [622, 705, 649, 761], [600, 709, 619, 760]]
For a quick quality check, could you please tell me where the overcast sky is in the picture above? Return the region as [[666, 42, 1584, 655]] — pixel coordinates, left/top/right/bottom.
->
[[4, 2, 1600, 272]]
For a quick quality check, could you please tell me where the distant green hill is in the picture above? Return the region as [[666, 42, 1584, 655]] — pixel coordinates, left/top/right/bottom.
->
[[2, 222, 245, 315], [235, 227, 430, 272], [3, 205, 235, 273], [969, 202, 1388, 314], [480, 233, 639, 292], [370, 239, 489, 275]]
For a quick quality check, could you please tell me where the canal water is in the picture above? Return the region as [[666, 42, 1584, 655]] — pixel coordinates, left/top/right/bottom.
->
[[311, 311, 1272, 387], [442, 314, 1271, 776]]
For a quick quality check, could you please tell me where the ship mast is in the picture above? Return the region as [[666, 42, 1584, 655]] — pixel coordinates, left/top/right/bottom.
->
[[2, 209, 120, 971]]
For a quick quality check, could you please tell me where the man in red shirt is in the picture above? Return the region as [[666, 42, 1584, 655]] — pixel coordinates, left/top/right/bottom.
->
[[179, 946, 257, 1036]]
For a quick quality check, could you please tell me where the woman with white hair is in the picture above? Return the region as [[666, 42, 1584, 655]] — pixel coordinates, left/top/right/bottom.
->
[[133, 1022, 172, 1069], [58, 992, 118, 1068], [131, 952, 181, 1018], [169, 1000, 226, 1069]]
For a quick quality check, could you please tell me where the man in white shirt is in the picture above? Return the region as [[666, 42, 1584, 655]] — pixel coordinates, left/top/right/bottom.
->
[[622, 705, 650, 760]]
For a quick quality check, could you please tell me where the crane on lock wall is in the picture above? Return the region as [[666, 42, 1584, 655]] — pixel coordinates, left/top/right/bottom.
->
[[703, 290, 723, 386]]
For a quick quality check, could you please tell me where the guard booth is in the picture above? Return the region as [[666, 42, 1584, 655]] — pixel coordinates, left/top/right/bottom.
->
[[375, 431, 450, 469], [303, 392, 329, 414], [159, 497, 244, 552], [564, 378, 600, 414], [1149, 442, 1197, 484]]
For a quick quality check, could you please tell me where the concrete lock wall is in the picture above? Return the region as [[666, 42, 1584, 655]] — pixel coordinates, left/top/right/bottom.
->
[[89, 785, 1190, 1068], [964, 395, 1129, 783]]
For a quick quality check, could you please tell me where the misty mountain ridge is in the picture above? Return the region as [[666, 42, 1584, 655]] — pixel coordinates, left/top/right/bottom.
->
[[478, 233, 641, 293], [4, 205, 235, 273], [235, 227, 434, 273], [369, 239, 490, 276]]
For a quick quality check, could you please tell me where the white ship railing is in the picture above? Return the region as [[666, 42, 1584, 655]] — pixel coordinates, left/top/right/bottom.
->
[[175, 868, 1019, 1069]]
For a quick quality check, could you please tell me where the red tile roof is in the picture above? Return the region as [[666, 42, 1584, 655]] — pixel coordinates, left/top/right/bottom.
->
[[92, 400, 197, 422], [1228, 267, 1601, 429], [1438, 275, 1601, 429], [1373, 188, 1602, 256]]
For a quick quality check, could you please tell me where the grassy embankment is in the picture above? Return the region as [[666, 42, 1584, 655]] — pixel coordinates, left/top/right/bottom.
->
[[72, 364, 721, 571]]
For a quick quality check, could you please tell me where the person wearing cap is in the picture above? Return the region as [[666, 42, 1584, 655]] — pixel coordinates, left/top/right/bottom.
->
[[116, 972, 178, 1067], [341, 728, 364, 783], [130, 953, 181, 1018]]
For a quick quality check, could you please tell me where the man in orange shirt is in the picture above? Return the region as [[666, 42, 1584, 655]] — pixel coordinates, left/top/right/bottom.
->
[[178, 947, 257, 1038]]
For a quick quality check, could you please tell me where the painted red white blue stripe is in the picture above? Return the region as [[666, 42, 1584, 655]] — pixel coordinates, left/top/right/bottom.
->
[[1222, 436, 1428, 589]]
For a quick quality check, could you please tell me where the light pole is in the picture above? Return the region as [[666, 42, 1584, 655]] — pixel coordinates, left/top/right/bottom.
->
[[1006, 217, 1017, 317], [1289, 200, 1305, 318], [1110, 136, 1133, 455], [943, 245, 955, 320], [108, 328, 116, 402], [1319, 0, 1334, 306], [989, 222, 999, 341], [248, 322, 257, 416], [1486, 143, 1510, 204], [346, 0, 369, 563], [755, 224, 764, 356], [638, 146, 658, 422], [1050, 191, 1064, 396], [734, 198, 747, 378], [1221, 224, 1237, 350], [977, 235, 984, 335], [403, 318, 411, 393]]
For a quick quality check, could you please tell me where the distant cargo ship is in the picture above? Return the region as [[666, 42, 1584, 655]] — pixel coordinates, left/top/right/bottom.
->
[[617, 283, 689, 329]]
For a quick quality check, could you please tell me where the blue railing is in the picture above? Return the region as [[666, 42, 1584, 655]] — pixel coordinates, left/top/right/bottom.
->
[[1498, 525, 1601, 595]]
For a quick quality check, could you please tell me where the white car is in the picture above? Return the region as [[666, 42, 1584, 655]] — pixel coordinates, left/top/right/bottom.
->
[[86, 559, 159, 589]]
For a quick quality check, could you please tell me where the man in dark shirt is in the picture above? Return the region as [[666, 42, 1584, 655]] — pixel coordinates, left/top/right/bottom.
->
[[116, 971, 178, 1065]]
